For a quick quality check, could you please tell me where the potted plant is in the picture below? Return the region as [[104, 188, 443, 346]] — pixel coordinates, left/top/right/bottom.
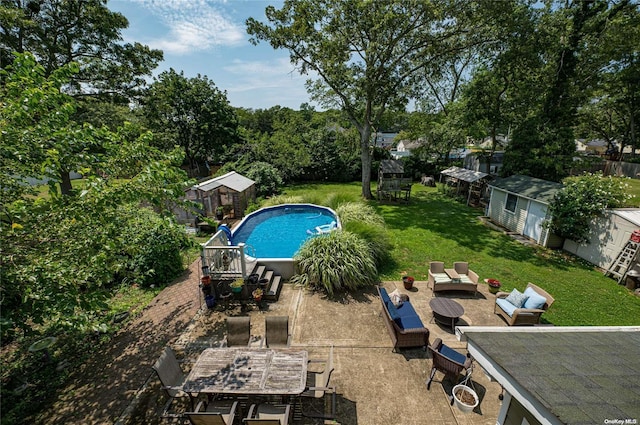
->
[[215, 206, 224, 220], [252, 288, 264, 302], [402, 275, 415, 290], [452, 384, 479, 413], [230, 278, 244, 294], [486, 278, 501, 294]]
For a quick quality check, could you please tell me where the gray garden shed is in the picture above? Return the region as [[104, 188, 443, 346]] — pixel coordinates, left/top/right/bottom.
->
[[563, 208, 640, 274], [184, 171, 256, 221], [487, 175, 564, 247]]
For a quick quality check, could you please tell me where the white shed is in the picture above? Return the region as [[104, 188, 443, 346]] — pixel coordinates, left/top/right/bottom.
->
[[487, 175, 564, 248], [563, 208, 640, 273]]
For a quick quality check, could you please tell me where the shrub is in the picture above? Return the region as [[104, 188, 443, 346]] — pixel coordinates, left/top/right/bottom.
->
[[262, 195, 305, 206], [546, 173, 632, 243], [245, 162, 283, 197], [335, 202, 386, 227], [290, 231, 377, 296]]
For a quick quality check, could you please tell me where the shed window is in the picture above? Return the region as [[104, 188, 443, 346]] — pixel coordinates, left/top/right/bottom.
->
[[505, 193, 517, 213]]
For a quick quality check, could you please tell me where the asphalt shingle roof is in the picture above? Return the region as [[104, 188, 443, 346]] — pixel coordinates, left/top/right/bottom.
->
[[489, 174, 563, 204], [465, 330, 640, 425]]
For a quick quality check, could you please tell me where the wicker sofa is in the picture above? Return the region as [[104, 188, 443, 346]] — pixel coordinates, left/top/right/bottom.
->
[[494, 283, 555, 326], [428, 261, 478, 296], [377, 286, 429, 351]]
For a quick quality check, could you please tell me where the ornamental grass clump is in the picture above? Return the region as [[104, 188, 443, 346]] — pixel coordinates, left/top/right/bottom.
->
[[335, 202, 385, 227], [343, 220, 393, 267], [290, 230, 377, 297]]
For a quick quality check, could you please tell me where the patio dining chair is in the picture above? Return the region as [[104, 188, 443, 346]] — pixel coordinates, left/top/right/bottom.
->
[[299, 345, 337, 420], [426, 338, 472, 390], [185, 400, 238, 425], [225, 316, 251, 347], [244, 403, 291, 425], [151, 346, 193, 418], [265, 316, 290, 348]]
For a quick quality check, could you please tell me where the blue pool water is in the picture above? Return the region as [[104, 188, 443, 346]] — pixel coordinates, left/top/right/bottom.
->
[[232, 204, 338, 258]]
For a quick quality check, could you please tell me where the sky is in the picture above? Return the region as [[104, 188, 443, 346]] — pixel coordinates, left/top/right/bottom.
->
[[107, 0, 314, 110]]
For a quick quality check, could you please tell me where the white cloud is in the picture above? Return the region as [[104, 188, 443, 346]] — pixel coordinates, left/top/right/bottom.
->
[[132, 0, 246, 54]]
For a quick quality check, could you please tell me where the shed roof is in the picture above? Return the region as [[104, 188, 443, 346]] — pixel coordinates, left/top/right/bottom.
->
[[612, 208, 640, 227], [379, 160, 404, 174], [461, 328, 640, 425], [192, 171, 255, 193], [440, 166, 488, 183], [489, 174, 563, 204]]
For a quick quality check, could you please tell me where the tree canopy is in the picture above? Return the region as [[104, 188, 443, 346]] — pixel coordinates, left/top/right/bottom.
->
[[247, 0, 494, 199]]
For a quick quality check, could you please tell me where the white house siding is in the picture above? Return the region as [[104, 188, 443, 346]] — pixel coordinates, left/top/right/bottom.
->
[[488, 189, 557, 247], [488, 189, 527, 233], [563, 209, 640, 270]]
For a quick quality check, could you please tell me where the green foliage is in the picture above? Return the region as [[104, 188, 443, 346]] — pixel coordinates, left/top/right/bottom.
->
[[118, 207, 193, 287], [335, 202, 386, 227], [261, 195, 306, 206], [546, 173, 632, 243], [245, 161, 284, 197], [0, 54, 192, 341], [142, 69, 240, 174], [343, 221, 393, 268], [291, 231, 377, 297]]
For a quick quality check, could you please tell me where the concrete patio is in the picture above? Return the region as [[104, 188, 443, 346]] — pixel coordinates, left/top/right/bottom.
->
[[129, 280, 507, 424]]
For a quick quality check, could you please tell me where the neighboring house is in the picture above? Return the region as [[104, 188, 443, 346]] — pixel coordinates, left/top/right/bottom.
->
[[563, 208, 640, 275], [373, 132, 398, 149], [575, 139, 588, 152], [478, 134, 509, 150], [487, 175, 564, 248], [457, 326, 640, 425], [464, 151, 505, 175], [392, 139, 422, 159], [585, 139, 608, 156], [179, 171, 256, 225]]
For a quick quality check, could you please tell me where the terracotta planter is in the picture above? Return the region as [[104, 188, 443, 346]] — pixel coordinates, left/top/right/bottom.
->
[[402, 276, 414, 290]]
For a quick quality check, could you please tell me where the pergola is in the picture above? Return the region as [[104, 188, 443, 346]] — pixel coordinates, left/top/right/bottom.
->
[[440, 166, 489, 206]]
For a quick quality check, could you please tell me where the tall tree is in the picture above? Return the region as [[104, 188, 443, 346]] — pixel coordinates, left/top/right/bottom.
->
[[0, 0, 162, 101], [502, 0, 633, 181], [247, 0, 489, 199], [142, 69, 240, 176]]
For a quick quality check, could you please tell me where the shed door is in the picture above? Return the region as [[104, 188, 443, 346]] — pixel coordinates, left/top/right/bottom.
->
[[523, 201, 547, 243]]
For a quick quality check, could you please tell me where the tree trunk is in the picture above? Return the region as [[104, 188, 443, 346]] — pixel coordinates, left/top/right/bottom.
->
[[360, 123, 373, 199], [59, 169, 73, 196]]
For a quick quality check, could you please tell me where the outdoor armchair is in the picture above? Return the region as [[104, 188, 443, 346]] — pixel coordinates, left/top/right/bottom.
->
[[300, 345, 337, 420], [494, 282, 555, 326], [265, 316, 290, 348], [151, 346, 193, 418], [185, 400, 238, 425], [426, 338, 472, 390], [225, 316, 251, 347], [244, 403, 291, 425]]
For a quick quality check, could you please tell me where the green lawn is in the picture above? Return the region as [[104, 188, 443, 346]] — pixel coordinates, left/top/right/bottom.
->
[[281, 182, 640, 326]]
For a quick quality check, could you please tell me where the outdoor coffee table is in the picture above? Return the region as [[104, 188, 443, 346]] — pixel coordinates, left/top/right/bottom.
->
[[182, 347, 307, 397], [429, 298, 464, 333]]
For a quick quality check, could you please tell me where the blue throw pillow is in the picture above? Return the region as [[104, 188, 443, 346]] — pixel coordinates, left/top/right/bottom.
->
[[523, 287, 547, 310], [505, 288, 528, 308]]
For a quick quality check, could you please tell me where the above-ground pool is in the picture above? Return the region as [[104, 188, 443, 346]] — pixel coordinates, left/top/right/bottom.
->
[[232, 204, 339, 258]]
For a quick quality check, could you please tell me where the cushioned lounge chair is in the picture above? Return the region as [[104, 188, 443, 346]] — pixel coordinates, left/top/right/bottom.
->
[[494, 283, 554, 326]]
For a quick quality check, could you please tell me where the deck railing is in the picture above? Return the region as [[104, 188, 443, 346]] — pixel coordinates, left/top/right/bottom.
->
[[201, 229, 247, 280]]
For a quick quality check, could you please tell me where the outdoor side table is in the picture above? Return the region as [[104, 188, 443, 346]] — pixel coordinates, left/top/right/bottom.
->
[[429, 298, 464, 333]]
